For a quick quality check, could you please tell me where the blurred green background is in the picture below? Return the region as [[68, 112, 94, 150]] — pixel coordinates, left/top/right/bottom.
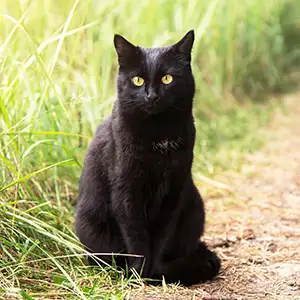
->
[[1, 0, 300, 298]]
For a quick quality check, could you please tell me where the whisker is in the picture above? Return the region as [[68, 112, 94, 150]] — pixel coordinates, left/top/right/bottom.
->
[[171, 104, 183, 112]]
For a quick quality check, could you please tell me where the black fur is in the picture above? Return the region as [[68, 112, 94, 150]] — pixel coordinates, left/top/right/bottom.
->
[[75, 30, 221, 286]]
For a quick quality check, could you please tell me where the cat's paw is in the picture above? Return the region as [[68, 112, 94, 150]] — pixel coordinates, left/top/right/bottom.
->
[[179, 244, 221, 285], [128, 256, 152, 278]]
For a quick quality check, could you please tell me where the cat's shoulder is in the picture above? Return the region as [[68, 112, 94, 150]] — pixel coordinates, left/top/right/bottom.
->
[[94, 115, 112, 137], [86, 115, 113, 158]]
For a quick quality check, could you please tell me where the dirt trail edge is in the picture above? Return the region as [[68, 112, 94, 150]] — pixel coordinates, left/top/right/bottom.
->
[[129, 93, 300, 300]]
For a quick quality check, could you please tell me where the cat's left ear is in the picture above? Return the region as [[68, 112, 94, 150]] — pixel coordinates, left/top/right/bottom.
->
[[172, 30, 195, 54], [114, 34, 137, 60]]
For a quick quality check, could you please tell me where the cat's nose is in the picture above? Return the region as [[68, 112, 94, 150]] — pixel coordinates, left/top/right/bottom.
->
[[146, 96, 159, 103], [146, 88, 159, 103], [146, 93, 160, 104]]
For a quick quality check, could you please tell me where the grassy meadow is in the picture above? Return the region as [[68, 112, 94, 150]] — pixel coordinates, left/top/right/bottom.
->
[[1, 0, 300, 298]]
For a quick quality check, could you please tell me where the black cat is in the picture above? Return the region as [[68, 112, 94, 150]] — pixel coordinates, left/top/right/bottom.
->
[[75, 30, 220, 286]]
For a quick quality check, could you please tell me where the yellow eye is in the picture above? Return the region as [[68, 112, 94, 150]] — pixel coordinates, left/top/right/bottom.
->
[[132, 76, 145, 86], [161, 74, 173, 85]]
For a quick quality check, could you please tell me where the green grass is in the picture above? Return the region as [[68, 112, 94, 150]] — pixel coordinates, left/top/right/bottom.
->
[[1, 0, 300, 298]]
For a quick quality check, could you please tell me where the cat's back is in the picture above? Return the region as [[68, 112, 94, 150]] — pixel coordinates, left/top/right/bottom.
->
[[83, 115, 114, 174]]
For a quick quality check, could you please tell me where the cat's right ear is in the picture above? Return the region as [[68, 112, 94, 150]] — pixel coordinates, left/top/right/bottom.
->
[[172, 30, 195, 54], [114, 34, 136, 62]]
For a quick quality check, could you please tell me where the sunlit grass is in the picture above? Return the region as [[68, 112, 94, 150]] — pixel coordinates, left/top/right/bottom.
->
[[1, 0, 300, 298]]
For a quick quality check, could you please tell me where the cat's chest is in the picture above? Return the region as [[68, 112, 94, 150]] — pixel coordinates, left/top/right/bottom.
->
[[144, 153, 184, 223], [146, 138, 186, 200], [151, 137, 183, 153]]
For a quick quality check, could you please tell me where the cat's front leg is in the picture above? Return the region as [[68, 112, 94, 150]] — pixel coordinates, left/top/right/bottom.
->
[[111, 182, 152, 277], [150, 189, 183, 274]]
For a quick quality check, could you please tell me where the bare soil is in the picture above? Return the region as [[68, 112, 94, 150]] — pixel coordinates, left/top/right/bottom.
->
[[128, 93, 300, 300]]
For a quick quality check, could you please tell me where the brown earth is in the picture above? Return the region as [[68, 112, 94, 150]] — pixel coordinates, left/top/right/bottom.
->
[[128, 93, 300, 300]]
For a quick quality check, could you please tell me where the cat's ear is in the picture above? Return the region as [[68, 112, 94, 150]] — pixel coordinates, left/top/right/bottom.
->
[[172, 30, 195, 54], [114, 34, 136, 60]]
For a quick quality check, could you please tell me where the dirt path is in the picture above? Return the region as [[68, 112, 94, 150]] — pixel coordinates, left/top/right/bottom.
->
[[129, 93, 300, 300], [197, 93, 300, 300]]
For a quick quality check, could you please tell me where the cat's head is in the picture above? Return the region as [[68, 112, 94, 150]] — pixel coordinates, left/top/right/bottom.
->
[[114, 31, 195, 117]]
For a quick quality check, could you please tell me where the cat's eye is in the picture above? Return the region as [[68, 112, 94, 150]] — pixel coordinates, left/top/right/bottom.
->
[[161, 74, 173, 85], [132, 76, 145, 86]]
